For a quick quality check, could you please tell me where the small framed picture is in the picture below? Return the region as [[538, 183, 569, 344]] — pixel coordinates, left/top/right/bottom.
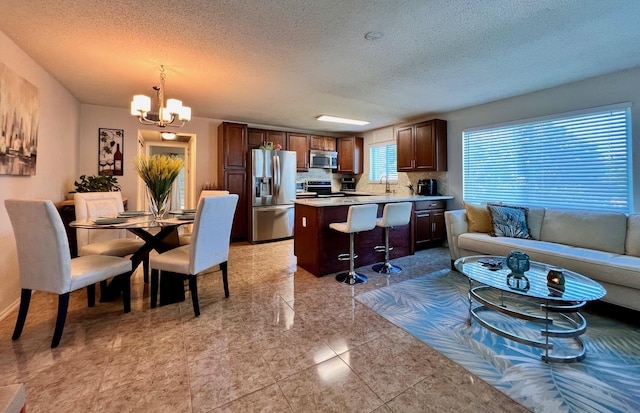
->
[[98, 128, 123, 176]]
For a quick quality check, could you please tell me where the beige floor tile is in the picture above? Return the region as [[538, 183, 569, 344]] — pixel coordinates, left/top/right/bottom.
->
[[0, 244, 530, 413], [278, 356, 384, 412]]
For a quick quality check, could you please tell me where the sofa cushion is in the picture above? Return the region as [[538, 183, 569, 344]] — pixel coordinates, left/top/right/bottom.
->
[[625, 214, 640, 257], [487, 204, 531, 239], [540, 208, 627, 254], [457, 233, 640, 289], [514, 205, 545, 240], [463, 202, 492, 233]]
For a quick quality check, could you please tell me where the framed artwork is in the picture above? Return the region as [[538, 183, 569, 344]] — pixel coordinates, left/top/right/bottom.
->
[[99, 128, 123, 176], [0, 62, 39, 176]]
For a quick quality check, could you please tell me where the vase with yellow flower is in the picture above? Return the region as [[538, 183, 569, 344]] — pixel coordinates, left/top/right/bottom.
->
[[134, 154, 184, 220]]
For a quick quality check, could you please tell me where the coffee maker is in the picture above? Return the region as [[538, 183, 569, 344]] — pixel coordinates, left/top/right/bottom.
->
[[341, 177, 356, 192], [417, 179, 437, 196]]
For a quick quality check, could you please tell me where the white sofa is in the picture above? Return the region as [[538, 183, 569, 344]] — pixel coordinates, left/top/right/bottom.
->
[[445, 205, 640, 311]]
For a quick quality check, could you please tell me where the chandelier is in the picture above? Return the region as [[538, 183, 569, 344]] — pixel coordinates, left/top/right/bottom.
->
[[130, 65, 191, 128]]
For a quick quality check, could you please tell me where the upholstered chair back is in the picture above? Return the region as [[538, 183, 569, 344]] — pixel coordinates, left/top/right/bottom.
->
[[378, 202, 413, 227], [74, 192, 127, 248], [189, 194, 238, 274], [344, 204, 378, 233], [5, 199, 72, 294]]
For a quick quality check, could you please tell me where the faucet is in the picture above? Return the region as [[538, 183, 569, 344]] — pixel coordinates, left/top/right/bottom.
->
[[380, 174, 391, 193]]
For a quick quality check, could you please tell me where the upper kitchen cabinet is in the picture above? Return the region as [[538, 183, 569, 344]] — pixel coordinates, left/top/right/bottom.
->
[[397, 119, 447, 172], [248, 128, 265, 149], [219, 122, 248, 170], [248, 129, 287, 149], [337, 136, 363, 174], [310, 135, 336, 151], [287, 133, 310, 171]]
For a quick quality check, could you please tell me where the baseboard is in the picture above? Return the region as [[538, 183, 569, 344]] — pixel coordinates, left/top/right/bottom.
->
[[0, 298, 19, 323]]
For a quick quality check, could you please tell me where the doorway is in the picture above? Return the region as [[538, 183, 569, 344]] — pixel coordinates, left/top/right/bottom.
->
[[136, 130, 197, 212]]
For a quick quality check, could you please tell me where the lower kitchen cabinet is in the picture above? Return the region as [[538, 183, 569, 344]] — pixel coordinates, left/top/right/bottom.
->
[[414, 199, 446, 249], [223, 169, 248, 240]]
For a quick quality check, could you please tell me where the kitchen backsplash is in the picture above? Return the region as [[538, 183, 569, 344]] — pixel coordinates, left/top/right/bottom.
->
[[296, 169, 448, 195]]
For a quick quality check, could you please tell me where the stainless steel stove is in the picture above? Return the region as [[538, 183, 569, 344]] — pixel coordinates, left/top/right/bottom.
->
[[304, 180, 345, 197]]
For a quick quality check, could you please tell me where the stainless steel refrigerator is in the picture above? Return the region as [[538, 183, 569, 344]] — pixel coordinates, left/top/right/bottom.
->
[[250, 149, 296, 242]]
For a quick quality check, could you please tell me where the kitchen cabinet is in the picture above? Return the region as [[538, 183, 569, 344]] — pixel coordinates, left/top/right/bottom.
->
[[218, 122, 248, 239], [248, 129, 264, 149], [336, 136, 363, 174], [248, 129, 287, 149], [413, 199, 446, 249], [397, 119, 447, 172], [310, 135, 336, 151], [287, 133, 310, 171]]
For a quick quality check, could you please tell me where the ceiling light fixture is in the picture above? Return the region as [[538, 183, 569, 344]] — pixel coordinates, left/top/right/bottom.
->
[[130, 65, 191, 128], [317, 115, 370, 126], [161, 132, 177, 140]]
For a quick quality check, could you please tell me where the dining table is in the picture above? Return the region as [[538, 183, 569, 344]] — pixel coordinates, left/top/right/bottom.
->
[[70, 211, 195, 306]]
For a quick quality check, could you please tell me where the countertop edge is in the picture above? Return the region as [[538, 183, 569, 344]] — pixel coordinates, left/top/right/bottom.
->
[[293, 195, 453, 207]]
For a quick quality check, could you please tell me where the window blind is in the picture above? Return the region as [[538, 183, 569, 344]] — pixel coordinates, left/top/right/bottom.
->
[[463, 105, 631, 212], [369, 144, 398, 182]]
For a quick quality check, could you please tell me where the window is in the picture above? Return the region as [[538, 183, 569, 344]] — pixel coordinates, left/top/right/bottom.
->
[[369, 143, 398, 183], [463, 104, 631, 212]]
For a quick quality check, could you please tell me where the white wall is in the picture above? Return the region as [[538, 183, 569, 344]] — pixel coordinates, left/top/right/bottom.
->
[[0, 31, 79, 317], [445, 66, 640, 211], [362, 67, 640, 211], [78, 105, 223, 209]]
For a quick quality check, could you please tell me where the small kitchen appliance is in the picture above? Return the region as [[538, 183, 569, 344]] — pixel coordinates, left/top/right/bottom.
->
[[341, 177, 356, 192], [417, 179, 437, 196]]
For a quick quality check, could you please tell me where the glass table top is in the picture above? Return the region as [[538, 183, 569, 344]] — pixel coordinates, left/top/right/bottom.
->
[[455, 255, 606, 302]]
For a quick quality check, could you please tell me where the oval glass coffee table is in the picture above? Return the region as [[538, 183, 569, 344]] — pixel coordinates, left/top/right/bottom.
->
[[454, 255, 606, 363]]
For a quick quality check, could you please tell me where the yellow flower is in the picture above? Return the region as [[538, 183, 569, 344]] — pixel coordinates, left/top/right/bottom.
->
[[134, 154, 183, 206]]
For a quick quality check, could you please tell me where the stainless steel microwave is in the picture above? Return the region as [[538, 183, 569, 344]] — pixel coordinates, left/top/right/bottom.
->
[[309, 150, 337, 169]]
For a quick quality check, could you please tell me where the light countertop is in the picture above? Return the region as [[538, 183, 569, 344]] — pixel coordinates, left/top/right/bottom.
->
[[292, 194, 453, 207]]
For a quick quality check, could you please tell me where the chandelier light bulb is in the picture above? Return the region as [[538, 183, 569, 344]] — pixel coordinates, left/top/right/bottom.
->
[[130, 66, 190, 128]]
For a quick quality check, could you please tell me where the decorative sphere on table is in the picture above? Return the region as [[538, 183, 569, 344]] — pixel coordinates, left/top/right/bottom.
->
[[506, 250, 530, 277]]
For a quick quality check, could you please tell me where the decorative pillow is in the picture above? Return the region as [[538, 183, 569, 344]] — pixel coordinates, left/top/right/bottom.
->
[[487, 204, 531, 239], [463, 202, 493, 233]]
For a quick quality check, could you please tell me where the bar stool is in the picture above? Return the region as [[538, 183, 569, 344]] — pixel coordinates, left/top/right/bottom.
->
[[330, 203, 379, 284], [372, 202, 413, 274]]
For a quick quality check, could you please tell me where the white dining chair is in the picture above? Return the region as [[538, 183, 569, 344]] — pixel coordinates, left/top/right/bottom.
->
[[74, 191, 148, 281], [178, 189, 230, 246], [5, 199, 133, 348], [150, 194, 238, 316]]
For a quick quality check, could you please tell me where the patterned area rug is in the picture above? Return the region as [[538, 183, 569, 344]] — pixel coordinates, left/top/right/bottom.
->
[[355, 269, 640, 413]]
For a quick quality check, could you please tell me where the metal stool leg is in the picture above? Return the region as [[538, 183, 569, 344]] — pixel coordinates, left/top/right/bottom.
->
[[372, 226, 402, 274], [336, 232, 368, 284]]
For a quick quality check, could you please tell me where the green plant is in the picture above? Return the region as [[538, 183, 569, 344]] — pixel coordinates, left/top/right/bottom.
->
[[74, 174, 121, 192], [407, 183, 414, 191]]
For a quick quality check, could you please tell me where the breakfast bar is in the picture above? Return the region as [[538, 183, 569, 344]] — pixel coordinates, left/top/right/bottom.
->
[[293, 195, 452, 277]]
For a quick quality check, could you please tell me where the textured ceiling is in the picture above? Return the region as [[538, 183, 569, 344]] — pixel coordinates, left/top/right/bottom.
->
[[2, 0, 640, 133]]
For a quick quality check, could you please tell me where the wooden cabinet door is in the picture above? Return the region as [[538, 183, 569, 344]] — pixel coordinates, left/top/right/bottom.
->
[[432, 210, 446, 241], [310, 136, 336, 151], [224, 169, 247, 239], [248, 128, 265, 149], [396, 125, 415, 171], [414, 121, 436, 171], [414, 209, 432, 247], [220, 122, 247, 169], [337, 137, 355, 173], [323, 137, 336, 151], [337, 136, 363, 174], [287, 133, 309, 171], [267, 130, 287, 149]]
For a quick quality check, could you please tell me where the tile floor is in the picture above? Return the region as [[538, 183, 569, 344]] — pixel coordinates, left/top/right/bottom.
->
[[0, 241, 528, 412]]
